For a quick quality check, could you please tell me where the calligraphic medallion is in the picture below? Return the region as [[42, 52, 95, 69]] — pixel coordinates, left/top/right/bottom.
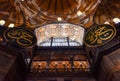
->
[[84, 24, 116, 47], [4, 27, 37, 48]]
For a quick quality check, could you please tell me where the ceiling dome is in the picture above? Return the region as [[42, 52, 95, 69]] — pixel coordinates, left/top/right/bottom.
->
[[1, 0, 120, 28], [36, 0, 78, 15], [94, 0, 120, 24]]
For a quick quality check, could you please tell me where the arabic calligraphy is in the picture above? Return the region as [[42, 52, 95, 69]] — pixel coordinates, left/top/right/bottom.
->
[[4, 28, 36, 47], [84, 25, 116, 47]]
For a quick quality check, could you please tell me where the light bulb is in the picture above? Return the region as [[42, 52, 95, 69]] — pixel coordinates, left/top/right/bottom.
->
[[0, 20, 5, 25], [77, 11, 83, 16], [57, 17, 62, 21], [113, 18, 120, 24], [104, 21, 110, 24], [8, 23, 14, 28]]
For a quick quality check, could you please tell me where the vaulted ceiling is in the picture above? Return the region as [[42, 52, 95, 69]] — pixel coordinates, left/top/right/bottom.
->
[[0, 0, 120, 29], [94, 0, 120, 24]]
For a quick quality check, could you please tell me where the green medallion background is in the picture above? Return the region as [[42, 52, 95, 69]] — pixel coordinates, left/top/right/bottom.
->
[[84, 24, 116, 47], [4, 27, 36, 48]]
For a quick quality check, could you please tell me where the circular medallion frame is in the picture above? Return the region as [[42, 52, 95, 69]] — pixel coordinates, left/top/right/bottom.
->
[[4, 27, 37, 48], [84, 24, 116, 47]]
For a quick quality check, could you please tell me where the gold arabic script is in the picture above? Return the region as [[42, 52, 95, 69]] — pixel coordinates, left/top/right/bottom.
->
[[86, 26, 114, 45], [7, 30, 34, 46]]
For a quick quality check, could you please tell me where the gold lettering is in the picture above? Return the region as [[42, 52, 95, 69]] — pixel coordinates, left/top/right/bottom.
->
[[7, 30, 34, 46], [87, 26, 114, 45]]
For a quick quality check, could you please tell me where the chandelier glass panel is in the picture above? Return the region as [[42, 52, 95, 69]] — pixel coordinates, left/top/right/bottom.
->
[[35, 23, 85, 47]]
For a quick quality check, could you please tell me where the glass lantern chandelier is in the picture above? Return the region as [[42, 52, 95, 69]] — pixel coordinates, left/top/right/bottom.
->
[[35, 23, 85, 47]]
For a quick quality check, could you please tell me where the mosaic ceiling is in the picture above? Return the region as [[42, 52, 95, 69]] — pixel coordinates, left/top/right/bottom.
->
[[0, 0, 120, 28]]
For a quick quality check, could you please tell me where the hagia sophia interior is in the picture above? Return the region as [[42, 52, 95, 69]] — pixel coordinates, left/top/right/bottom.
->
[[0, 0, 120, 81]]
